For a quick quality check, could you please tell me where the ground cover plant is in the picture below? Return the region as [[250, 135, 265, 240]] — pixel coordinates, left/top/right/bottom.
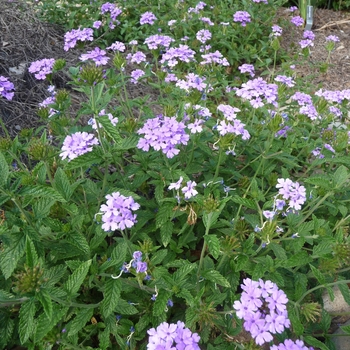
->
[[1, 0, 350, 349]]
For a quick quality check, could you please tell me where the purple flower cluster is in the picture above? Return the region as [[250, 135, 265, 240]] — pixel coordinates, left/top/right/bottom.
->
[[233, 11, 251, 26], [196, 29, 212, 43], [168, 177, 198, 200], [100, 192, 140, 232], [238, 64, 255, 77], [200, 51, 229, 66], [188, 1, 206, 14], [271, 25, 283, 37], [315, 88, 350, 104], [107, 41, 126, 52], [140, 11, 157, 25], [137, 115, 189, 158], [60, 132, 99, 161], [64, 28, 93, 51], [126, 51, 147, 64], [235, 77, 278, 108], [100, 2, 122, 21], [274, 75, 295, 88], [176, 73, 210, 92], [130, 69, 145, 84], [276, 178, 306, 211], [28, 58, 55, 80], [233, 278, 290, 346], [200, 17, 214, 26], [290, 16, 304, 27], [80, 47, 109, 66], [271, 339, 313, 350], [88, 109, 118, 130], [326, 35, 340, 43], [160, 44, 196, 67], [291, 92, 319, 120], [147, 321, 200, 350], [0, 76, 15, 100], [144, 34, 174, 50]]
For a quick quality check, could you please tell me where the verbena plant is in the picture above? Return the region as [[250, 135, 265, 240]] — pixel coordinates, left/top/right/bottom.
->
[[1, 1, 350, 349]]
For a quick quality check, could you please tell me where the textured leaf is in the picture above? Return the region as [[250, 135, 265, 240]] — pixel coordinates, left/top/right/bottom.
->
[[288, 307, 304, 336], [151, 249, 168, 265], [341, 324, 350, 335], [25, 236, 38, 268], [231, 196, 257, 210], [156, 203, 174, 228], [117, 136, 139, 150], [19, 185, 66, 202], [0, 233, 26, 279], [304, 336, 330, 350], [172, 262, 196, 284], [54, 168, 73, 201], [204, 234, 220, 259], [36, 289, 53, 320], [101, 278, 121, 318], [337, 278, 350, 305], [98, 115, 122, 145], [19, 299, 36, 344], [333, 165, 349, 189], [65, 150, 102, 170], [153, 289, 170, 317], [68, 308, 94, 336], [99, 328, 110, 350], [160, 221, 173, 247], [0, 314, 14, 347], [42, 265, 67, 287], [305, 175, 332, 189], [0, 151, 9, 187], [114, 299, 139, 315], [201, 270, 230, 288], [309, 264, 326, 284], [67, 233, 90, 255], [64, 259, 91, 296], [32, 197, 56, 219]]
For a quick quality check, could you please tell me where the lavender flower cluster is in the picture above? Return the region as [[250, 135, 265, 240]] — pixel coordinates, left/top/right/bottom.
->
[[276, 178, 306, 211], [233, 11, 251, 26], [99, 192, 140, 232], [147, 321, 200, 350], [60, 132, 99, 161], [64, 27, 93, 51], [137, 115, 189, 158], [80, 47, 109, 66], [233, 278, 290, 345], [28, 58, 55, 80], [0, 76, 15, 100], [168, 176, 198, 200], [271, 339, 313, 350], [88, 109, 118, 130]]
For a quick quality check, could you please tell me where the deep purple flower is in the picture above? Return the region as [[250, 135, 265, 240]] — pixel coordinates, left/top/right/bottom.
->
[[233, 11, 251, 26], [99, 192, 140, 231], [64, 28, 93, 51], [136, 261, 148, 273], [80, 47, 109, 66], [0, 76, 15, 100], [60, 132, 99, 161], [140, 11, 157, 25], [28, 58, 55, 80]]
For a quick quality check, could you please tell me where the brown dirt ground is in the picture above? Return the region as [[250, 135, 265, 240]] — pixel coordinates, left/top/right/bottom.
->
[[1, 2, 350, 138]]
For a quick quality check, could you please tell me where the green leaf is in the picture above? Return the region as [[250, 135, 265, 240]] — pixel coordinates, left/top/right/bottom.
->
[[0, 233, 26, 279], [231, 196, 257, 210], [117, 136, 139, 150], [156, 203, 174, 228], [64, 259, 91, 296], [25, 236, 38, 268], [0, 151, 9, 187], [54, 168, 73, 201], [32, 197, 56, 219], [309, 264, 326, 285], [294, 273, 308, 300], [36, 289, 53, 320], [288, 307, 304, 336], [101, 278, 121, 318], [283, 251, 312, 268], [19, 185, 66, 202], [99, 328, 110, 350], [204, 235, 220, 259], [98, 115, 122, 145], [341, 324, 350, 335], [19, 299, 36, 344], [305, 175, 332, 189], [0, 314, 14, 347], [42, 265, 67, 287], [333, 165, 349, 189], [172, 262, 196, 284], [68, 308, 94, 336], [160, 221, 173, 247], [151, 249, 168, 265], [201, 270, 230, 288], [153, 289, 170, 317], [67, 233, 90, 256], [304, 336, 330, 350], [65, 150, 102, 170], [337, 278, 350, 305], [114, 299, 139, 315]]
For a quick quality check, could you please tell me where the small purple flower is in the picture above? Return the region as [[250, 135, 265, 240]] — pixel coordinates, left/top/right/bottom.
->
[[303, 30, 315, 40], [169, 177, 183, 191], [93, 20, 102, 29], [276, 178, 306, 211], [140, 11, 157, 25], [274, 75, 295, 87], [181, 180, 198, 200], [136, 261, 147, 273], [271, 25, 282, 37], [28, 58, 55, 80], [130, 69, 145, 84], [60, 132, 99, 161], [238, 64, 255, 77], [80, 47, 109, 66], [326, 35, 340, 42], [107, 41, 126, 52], [64, 28, 93, 51], [290, 16, 304, 27], [263, 210, 275, 220], [132, 251, 143, 261], [0, 76, 15, 100], [196, 29, 212, 43], [144, 34, 174, 50], [299, 39, 314, 49], [233, 11, 251, 26], [289, 6, 298, 12], [271, 338, 313, 350]]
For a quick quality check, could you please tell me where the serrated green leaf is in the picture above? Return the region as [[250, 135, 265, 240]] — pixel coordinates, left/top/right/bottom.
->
[[160, 221, 173, 247], [0, 314, 14, 347], [67, 233, 90, 255], [114, 299, 139, 315], [337, 278, 350, 305], [320, 310, 332, 333], [283, 251, 312, 268], [118, 136, 139, 150], [99, 328, 110, 350], [54, 168, 73, 201], [304, 336, 330, 350], [270, 243, 287, 260], [173, 262, 196, 284], [68, 308, 94, 336], [312, 241, 333, 257], [231, 196, 257, 210], [305, 175, 332, 189], [19, 299, 36, 344], [294, 273, 308, 300], [153, 289, 170, 317], [309, 264, 326, 284], [151, 249, 168, 265], [0, 233, 26, 279], [176, 289, 194, 306], [64, 150, 102, 170], [19, 185, 66, 202], [26, 236, 38, 268], [101, 278, 121, 318], [32, 197, 56, 219], [341, 324, 350, 335], [333, 165, 349, 189], [204, 235, 220, 259], [288, 307, 304, 336], [36, 289, 52, 320], [0, 151, 9, 187], [201, 270, 230, 288], [42, 265, 67, 287], [64, 259, 91, 296], [156, 203, 174, 228], [98, 115, 122, 145]]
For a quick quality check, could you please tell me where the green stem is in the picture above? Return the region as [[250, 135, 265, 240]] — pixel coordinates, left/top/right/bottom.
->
[[0, 116, 10, 138], [214, 148, 224, 179]]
